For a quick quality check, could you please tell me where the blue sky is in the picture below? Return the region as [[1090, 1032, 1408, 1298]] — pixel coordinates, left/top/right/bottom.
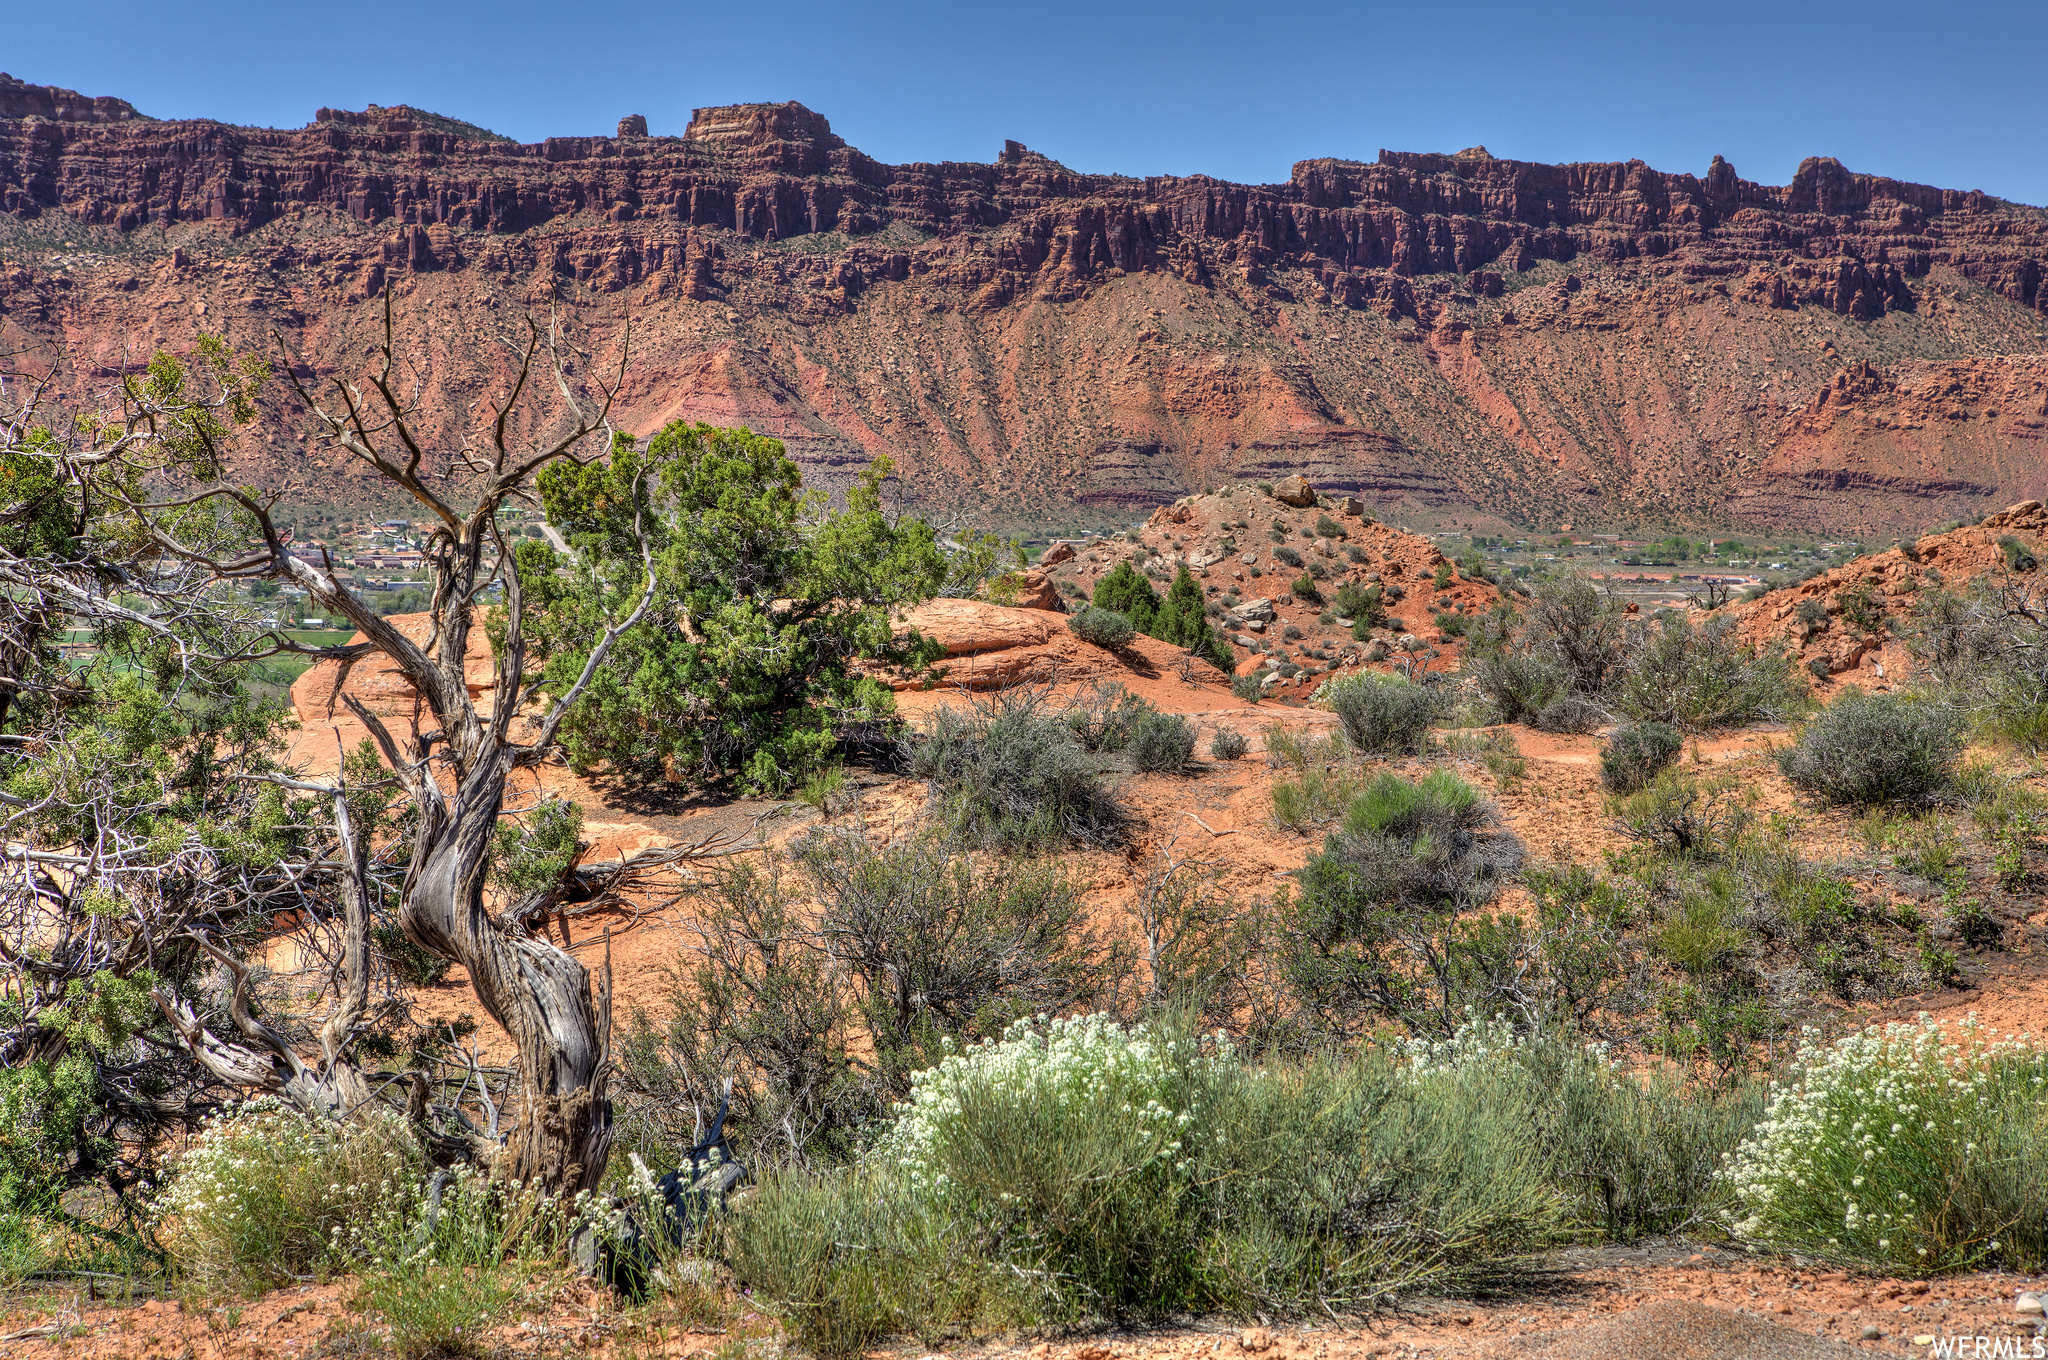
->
[[15, 0, 2047, 205]]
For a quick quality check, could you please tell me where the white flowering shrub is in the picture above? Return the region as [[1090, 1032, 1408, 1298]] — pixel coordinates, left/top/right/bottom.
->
[[157, 1099, 419, 1288], [1724, 1015, 2048, 1272], [862, 1014, 1227, 1324], [1397, 1011, 1607, 1080], [877, 1013, 1210, 1194]]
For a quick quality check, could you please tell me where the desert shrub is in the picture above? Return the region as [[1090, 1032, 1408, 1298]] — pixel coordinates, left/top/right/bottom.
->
[[619, 831, 1114, 1169], [352, 1164, 562, 1359], [1945, 893, 2001, 950], [157, 1101, 419, 1290], [1281, 623, 1304, 641], [1092, 562, 1161, 632], [1600, 722, 1684, 793], [1346, 544, 1367, 563], [1794, 596, 1829, 628], [1283, 781, 1526, 1038], [1273, 545, 1303, 568], [1315, 513, 1344, 539], [732, 1015, 1562, 1346], [1399, 1018, 1761, 1240], [1289, 573, 1321, 604], [1325, 673, 1440, 755], [802, 829, 1113, 1098], [1210, 728, 1249, 761], [1533, 694, 1606, 733], [1776, 690, 1962, 807], [1724, 1017, 2048, 1273], [1613, 615, 1804, 730], [1806, 655, 1833, 681], [1910, 580, 2048, 752], [1610, 772, 1750, 858], [613, 854, 873, 1169], [1837, 583, 1884, 633], [374, 922, 453, 986], [1470, 648, 1569, 725], [1230, 672, 1264, 703], [1524, 571, 1634, 695], [1060, 681, 1156, 753], [1066, 605, 1136, 651], [906, 690, 1130, 849], [1332, 580, 1384, 626], [1270, 766, 1361, 832], [1997, 534, 2039, 572], [1131, 713, 1197, 773]]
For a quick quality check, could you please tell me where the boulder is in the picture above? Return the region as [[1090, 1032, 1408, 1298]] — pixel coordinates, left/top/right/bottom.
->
[[1011, 568, 1064, 611], [1338, 497, 1366, 517], [1273, 475, 1316, 507], [897, 599, 1057, 655], [1039, 541, 1076, 566]]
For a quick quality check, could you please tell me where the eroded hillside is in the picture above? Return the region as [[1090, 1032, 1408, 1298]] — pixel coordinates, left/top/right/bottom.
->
[[5, 77, 2048, 532]]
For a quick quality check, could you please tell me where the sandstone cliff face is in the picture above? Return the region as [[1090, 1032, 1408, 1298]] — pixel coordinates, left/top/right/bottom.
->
[[5, 87, 2048, 532]]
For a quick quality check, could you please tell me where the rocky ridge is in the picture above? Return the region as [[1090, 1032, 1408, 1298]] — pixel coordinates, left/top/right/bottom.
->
[[1725, 497, 2048, 685], [5, 78, 2048, 530]]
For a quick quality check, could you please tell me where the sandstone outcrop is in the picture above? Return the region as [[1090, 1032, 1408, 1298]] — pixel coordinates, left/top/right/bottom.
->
[[5, 87, 2048, 531], [1724, 499, 2048, 685]]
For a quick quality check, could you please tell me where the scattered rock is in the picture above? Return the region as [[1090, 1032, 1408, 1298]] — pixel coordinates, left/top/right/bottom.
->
[[1860, 1324, 1883, 1339], [2018, 1293, 2044, 1316], [1338, 496, 1366, 516], [1237, 1329, 1273, 1354]]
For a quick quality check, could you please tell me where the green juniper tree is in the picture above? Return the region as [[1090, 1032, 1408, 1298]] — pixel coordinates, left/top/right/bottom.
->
[[526, 423, 949, 795]]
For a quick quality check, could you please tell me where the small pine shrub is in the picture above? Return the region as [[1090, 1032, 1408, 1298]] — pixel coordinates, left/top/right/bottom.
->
[[1131, 713, 1197, 773], [1600, 722, 1684, 793], [1291, 574, 1322, 603], [1210, 728, 1249, 761], [1067, 606, 1137, 651], [1777, 691, 1963, 807]]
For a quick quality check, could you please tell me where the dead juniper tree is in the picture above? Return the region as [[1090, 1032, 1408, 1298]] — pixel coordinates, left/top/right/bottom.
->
[[4, 292, 717, 1203]]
